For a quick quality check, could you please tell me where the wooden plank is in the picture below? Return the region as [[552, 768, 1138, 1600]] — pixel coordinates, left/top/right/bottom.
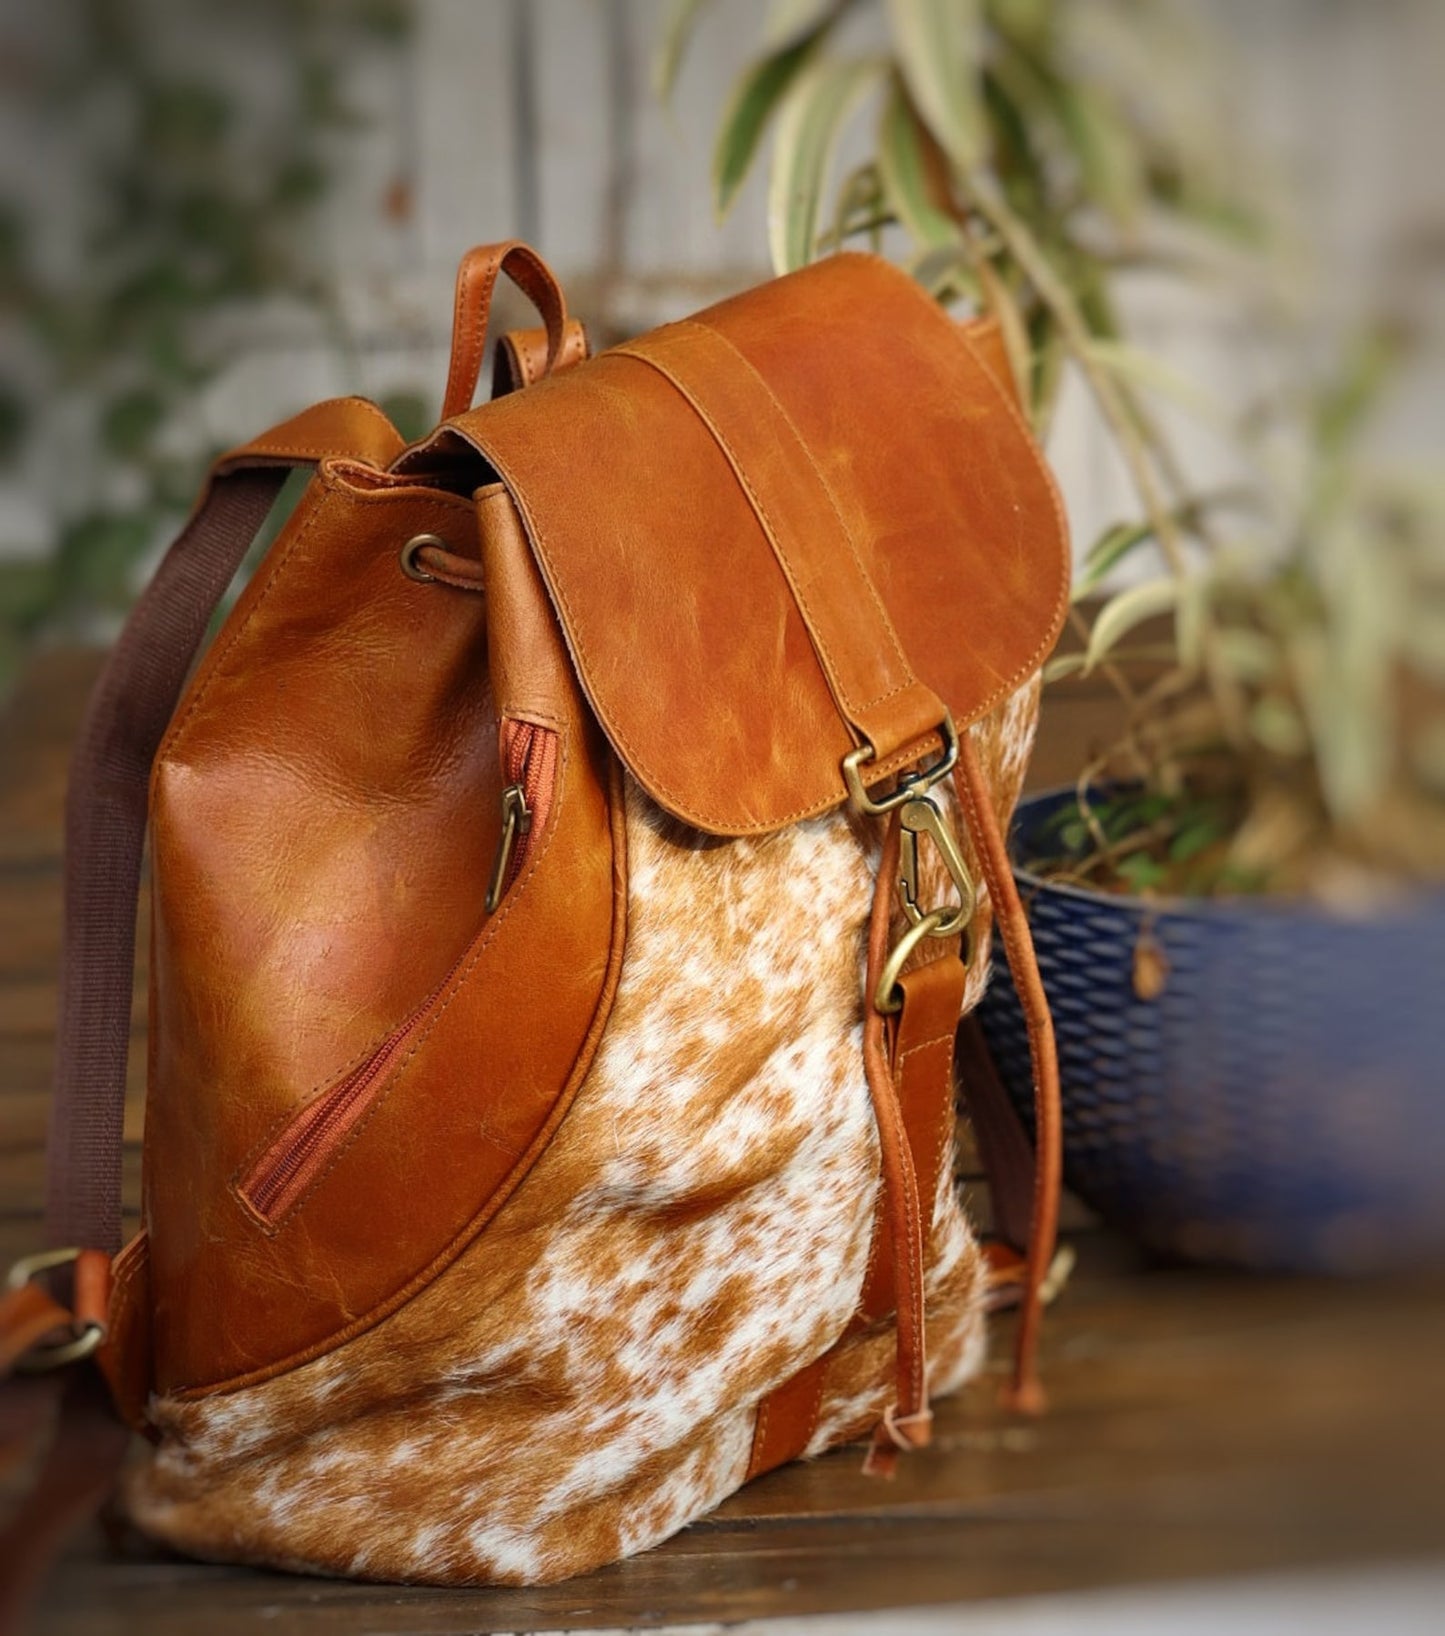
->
[[29, 1256, 1445, 1634]]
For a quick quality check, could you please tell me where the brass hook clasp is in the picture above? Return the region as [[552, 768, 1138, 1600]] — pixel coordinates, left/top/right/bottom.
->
[[898, 787, 976, 939]]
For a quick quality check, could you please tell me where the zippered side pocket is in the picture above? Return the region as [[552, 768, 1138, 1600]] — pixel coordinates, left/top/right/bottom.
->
[[237, 718, 560, 1227]]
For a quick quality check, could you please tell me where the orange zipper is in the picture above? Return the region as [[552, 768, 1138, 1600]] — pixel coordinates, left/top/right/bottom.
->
[[240, 719, 559, 1225], [485, 719, 558, 912]]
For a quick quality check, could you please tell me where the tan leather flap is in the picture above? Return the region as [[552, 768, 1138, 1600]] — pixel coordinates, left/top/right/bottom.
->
[[431, 253, 1068, 835]]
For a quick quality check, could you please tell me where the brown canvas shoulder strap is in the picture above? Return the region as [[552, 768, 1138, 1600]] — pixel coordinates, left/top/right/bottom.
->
[[0, 401, 402, 1636]]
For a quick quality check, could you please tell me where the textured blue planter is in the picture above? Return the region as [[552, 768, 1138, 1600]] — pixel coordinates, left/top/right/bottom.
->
[[975, 787, 1445, 1273]]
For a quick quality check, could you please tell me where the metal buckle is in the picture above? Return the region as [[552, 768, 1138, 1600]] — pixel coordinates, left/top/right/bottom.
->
[[842, 713, 959, 817], [6, 1247, 106, 1373]]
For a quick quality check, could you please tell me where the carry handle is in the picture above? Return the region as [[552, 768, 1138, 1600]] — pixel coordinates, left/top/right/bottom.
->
[[441, 241, 568, 420]]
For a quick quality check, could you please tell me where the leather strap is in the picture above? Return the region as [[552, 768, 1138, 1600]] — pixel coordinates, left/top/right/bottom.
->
[[953, 732, 1061, 1414], [615, 322, 948, 763], [0, 1369, 129, 1634], [748, 911, 967, 1480], [442, 242, 569, 420], [955, 1014, 1036, 1252], [493, 320, 589, 397], [749, 728, 1065, 1475]]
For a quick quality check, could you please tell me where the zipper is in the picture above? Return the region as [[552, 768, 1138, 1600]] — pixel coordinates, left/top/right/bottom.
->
[[485, 720, 558, 913], [239, 718, 559, 1225], [240, 1014, 428, 1222]]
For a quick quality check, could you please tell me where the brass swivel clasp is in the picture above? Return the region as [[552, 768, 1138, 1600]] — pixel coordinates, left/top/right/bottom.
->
[[842, 713, 978, 1014], [897, 784, 975, 939]]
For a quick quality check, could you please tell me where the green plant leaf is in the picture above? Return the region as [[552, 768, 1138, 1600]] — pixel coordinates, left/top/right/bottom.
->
[[0, 560, 57, 627], [1168, 808, 1232, 863], [986, 0, 1051, 50], [100, 388, 167, 458], [767, 56, 883, 273], [1116, 852, 1166, 892], [886, 0, 986, 174], [1072, 520, 1154, 602], [713, 18, 834, 218], [1079, 336, 1226, 427], [56, 512, 157, 609], [1084, 578, 1180, 674], [1212, 626, 1281, 683], [1043, 642, 1176, 683], [766, 0, 839, 43], [1056, 82, 1145, 230], [653, 0, 713, 101], [1249, 696, 1309, 757], [909, 244, 981, 302], [877, 79, 960, 248]]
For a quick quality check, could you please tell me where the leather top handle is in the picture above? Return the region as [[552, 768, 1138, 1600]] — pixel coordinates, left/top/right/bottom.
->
[[441, 242, 569, 420]]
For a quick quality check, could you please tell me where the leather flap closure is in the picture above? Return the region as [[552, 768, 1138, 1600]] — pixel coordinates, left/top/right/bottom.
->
[[436, 253, 1068, 835]]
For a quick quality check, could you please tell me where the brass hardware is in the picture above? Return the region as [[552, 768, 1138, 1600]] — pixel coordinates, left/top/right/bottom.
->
[[5, 1247, 106, 1373], [898, 789, 976, 938], [399, 533, 447, 583], [485, 784, 532, 913], [874, 910, 950, 1015], [842, 713, 959, 816]]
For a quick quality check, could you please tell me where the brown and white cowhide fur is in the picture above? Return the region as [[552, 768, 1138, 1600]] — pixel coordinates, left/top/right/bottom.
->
[[125, 682, 1040, 1585]]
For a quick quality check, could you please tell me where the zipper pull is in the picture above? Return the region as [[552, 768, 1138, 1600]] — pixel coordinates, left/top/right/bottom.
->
[[485, 784, 533, 913]]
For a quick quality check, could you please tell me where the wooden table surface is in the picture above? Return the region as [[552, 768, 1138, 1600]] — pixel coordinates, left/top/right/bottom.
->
[[4, 650, 1443, 1635]]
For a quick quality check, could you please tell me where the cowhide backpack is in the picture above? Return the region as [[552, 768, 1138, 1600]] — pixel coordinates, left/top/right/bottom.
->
[[0, 242, 1066, 1602]]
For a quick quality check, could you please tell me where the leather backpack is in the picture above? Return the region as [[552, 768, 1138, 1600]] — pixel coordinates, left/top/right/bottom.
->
[[1, 242, 1066, 1599]]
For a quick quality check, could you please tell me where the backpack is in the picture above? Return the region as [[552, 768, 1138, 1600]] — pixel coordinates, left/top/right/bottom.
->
[[1, 242, 1066, 1595]]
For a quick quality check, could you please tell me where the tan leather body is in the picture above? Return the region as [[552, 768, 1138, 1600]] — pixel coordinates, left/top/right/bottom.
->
[[145, 463, 620, 1392], [128, 252, 1066, 1445]]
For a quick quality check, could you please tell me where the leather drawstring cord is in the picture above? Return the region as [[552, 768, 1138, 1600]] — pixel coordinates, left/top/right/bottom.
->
[[953, 732, 1062, 1416], [860, 814, 934, 1477]]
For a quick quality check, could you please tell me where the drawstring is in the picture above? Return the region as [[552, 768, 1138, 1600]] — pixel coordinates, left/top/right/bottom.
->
[[860, 813, 933, 1477], [953, 733, 1062, 1416]]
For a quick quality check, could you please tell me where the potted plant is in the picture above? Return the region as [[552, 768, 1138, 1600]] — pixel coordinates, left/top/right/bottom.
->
[[664, 0, 1445, 1271]]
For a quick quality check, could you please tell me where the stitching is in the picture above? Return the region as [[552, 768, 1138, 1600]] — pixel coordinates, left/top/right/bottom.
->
[[896, 1029, 959, 1227], [749, 1397, 771, 1472], [799, 1356, 830, 1453], [615, 326, 919, 719]]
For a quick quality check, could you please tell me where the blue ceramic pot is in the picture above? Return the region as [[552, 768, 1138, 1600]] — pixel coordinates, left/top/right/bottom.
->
[[975, 787, 1445, 1272]]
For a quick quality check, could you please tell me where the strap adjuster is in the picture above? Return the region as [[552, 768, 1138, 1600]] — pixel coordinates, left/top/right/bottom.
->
[[6, 1248, 107, 1373], [841, 712, 959, 816]]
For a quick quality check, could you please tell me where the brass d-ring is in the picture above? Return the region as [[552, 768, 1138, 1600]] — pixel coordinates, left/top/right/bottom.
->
[[874, 909, 949, 1016], [399, 533, 446, 583]]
